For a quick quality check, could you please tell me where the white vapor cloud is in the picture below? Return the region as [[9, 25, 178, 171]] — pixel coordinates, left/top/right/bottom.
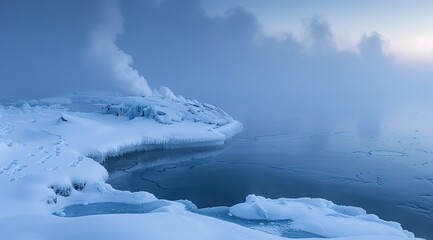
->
[[86, 0, 151, 96]]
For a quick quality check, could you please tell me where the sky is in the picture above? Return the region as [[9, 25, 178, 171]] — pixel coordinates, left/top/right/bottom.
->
[[1, 0, 433, 134], [202, 0, 433, 65]]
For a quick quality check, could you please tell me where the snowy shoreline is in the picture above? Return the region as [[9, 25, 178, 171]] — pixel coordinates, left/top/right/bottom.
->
[[0, 93, 422, 239]]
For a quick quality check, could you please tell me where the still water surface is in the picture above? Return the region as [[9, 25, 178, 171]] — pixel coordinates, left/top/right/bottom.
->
[[105, 130, 433, 239]]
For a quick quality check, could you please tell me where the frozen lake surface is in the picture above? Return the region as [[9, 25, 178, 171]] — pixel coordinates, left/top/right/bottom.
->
[[105, 129, 433, 239]]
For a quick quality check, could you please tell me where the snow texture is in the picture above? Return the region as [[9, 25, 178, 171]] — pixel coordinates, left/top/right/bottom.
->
[[230, 195, 416, 239], [0, 92, 421, 240], [103, 87, 233, 126]]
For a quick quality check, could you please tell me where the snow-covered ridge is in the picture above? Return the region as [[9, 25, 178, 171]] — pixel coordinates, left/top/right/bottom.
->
[[103, 87, 233, 126]]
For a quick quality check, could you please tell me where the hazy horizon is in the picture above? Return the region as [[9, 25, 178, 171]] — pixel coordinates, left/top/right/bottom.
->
[[1, 0, 432, 134]]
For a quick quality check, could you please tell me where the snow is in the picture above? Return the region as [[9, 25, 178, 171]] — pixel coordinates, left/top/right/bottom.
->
[[0, 211, 285, 240], [103, 89, 233, 126], [230, 195, 415, 239], [0, 91, 422, 240]]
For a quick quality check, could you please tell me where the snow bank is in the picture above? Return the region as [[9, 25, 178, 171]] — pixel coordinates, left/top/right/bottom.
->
[[0, 211, 284, 240], [230, 195, 415, 239], [0, 92, 241, 217]]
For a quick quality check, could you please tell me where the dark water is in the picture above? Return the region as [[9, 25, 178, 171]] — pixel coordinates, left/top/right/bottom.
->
[[105, 130, 433, 239]]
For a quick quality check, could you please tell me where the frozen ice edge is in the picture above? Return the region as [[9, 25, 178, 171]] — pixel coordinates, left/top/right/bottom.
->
[[0, 94, 422, 240], [88, 120, 243, 162]]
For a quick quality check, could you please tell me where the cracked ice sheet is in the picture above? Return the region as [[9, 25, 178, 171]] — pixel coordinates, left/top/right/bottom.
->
[[0, 96, 421, 240]]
